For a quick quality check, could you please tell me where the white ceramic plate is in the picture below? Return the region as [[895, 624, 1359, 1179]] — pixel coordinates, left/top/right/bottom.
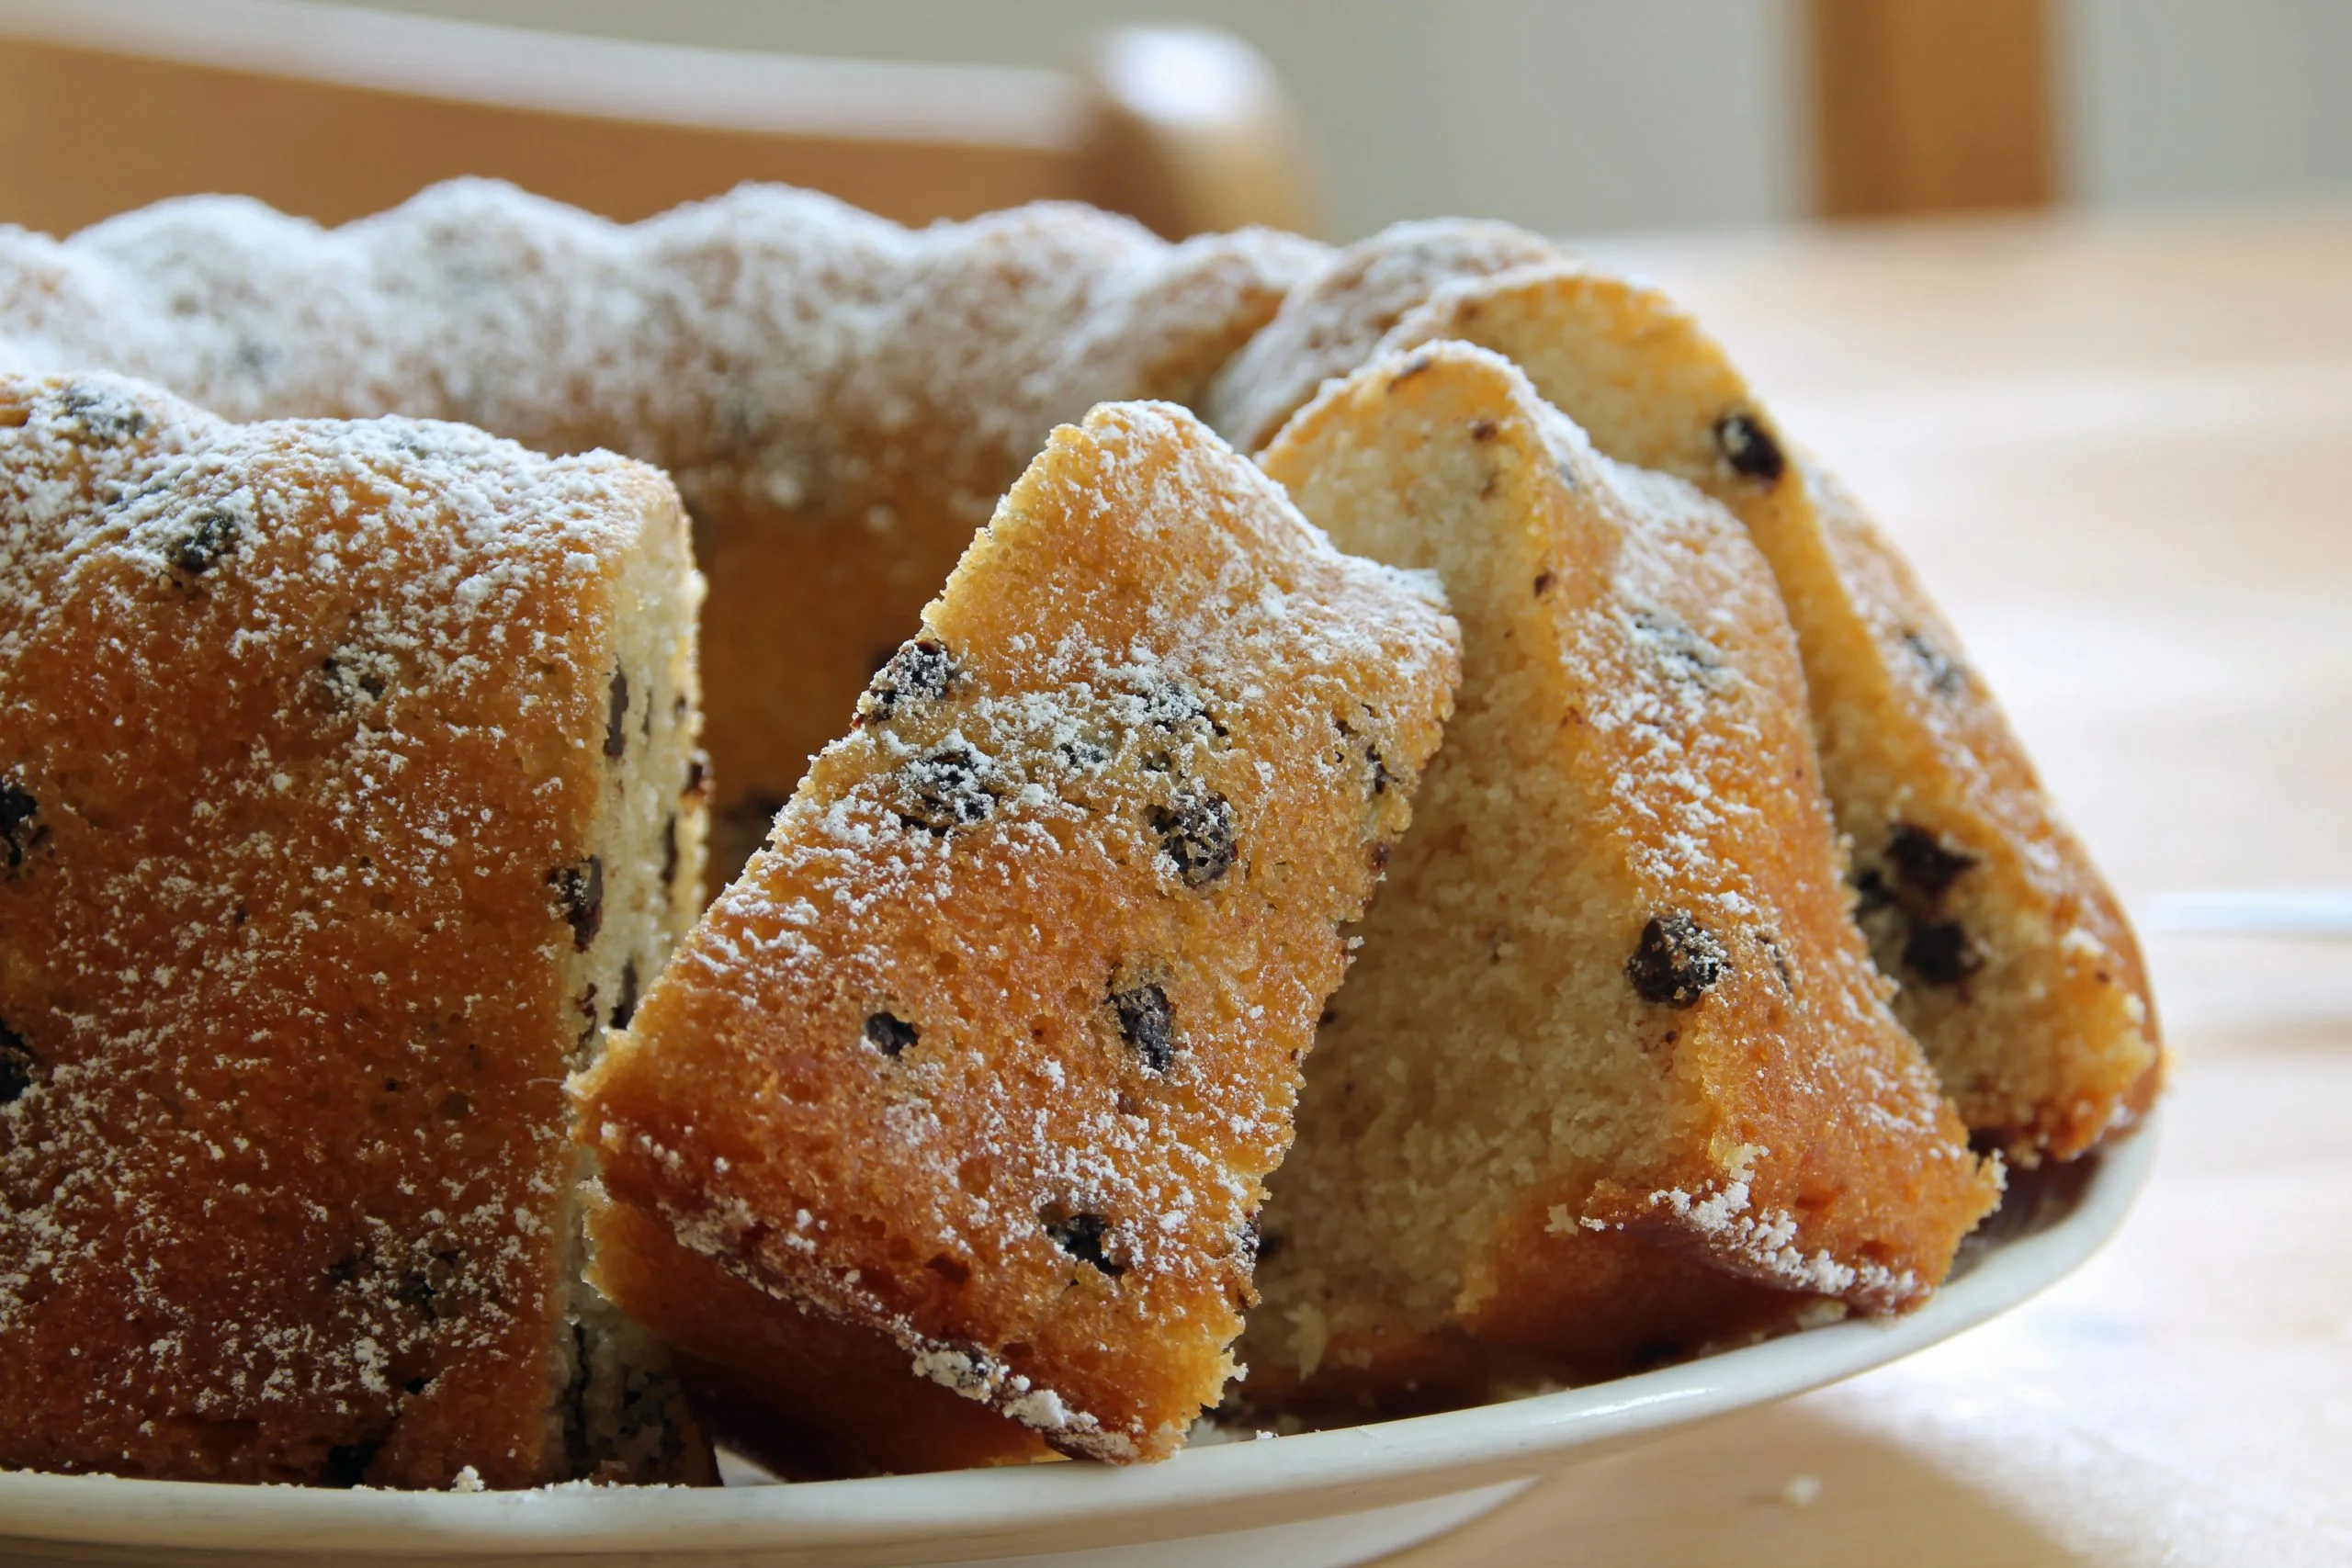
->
[[0, 1122, 2156, 1568]]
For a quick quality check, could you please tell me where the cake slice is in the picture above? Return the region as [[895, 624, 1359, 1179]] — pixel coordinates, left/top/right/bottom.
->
[[1372, 265, 2161, 1159], [1243, 344, 1998, 1413], [0, 373, 710, 1487], [574, 401, 1461, 1467]]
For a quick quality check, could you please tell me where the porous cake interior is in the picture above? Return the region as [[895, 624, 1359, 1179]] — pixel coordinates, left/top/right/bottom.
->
[[546, 500, 712, 1482], [1260, 396, 1679, 1347], [1247, 345, 1995, 1406]]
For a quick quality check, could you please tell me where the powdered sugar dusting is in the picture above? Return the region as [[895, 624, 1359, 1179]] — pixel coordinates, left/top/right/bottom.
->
[[0, 371, 686, 1483], [0, 180, 1324, 525]]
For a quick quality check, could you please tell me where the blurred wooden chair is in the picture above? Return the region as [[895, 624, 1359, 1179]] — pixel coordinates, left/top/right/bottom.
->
[[0, 0, 1316, 239], [1806, 0, 2058, 218]]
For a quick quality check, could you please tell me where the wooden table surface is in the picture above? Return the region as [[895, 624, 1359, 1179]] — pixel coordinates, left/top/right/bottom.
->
[[1390, 204, 2352, 1566]]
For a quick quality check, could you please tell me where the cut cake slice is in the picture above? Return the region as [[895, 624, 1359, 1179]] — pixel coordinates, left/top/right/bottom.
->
[[574, 401, 1461, 1466], [1244, 344, 1998, 1412], [1374, 265, 2161, 1159], [0, 373, 710, 1486]]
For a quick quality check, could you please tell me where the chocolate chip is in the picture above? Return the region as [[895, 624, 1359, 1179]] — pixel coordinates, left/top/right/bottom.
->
[[1367, 742, 1390, 796], [1887, 824, 1975, 902], [1902, 631, 1969, 699], [1625, 913, 1728, 1008], [165, 504, 242, 580], [1714, 412, 1785, 484], [1046, 1213, 1125, 1277], [611, 961, 639, 1029], [1851, 867, 1897, 918], [858, 638, 957, 725], [604, 670, 629, 760], [0, 1018, 36, 1105], [1904, 919, 1980, 986], [0, 776, 42, 874], [1470, 418, 1499, 442], [892, 742, 995, 834], [1150, 789, 1235, 887], [660, 815, 680, 887], [319, 1438, 383, 1489], [549, 857, 603, 952], [864, 1010, 919, 1057], [1113, 982, 1175, 1074], [1533, 570, 1556, 597], [58, 385, 148, 445]]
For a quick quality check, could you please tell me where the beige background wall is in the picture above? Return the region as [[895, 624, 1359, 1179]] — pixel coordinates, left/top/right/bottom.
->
[[301, 0, 2352, 239]]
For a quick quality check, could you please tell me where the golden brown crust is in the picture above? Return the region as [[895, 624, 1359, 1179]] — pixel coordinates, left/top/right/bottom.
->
[[1377, 265, 2163, 1159], [0, 374, 704, 1485], [1245, 345, 1996, 1407], [579, 402, 1460, 1462]]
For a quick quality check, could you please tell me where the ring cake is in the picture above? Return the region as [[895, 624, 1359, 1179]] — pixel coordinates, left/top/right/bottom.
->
[[0, 181, 2164, 1482]]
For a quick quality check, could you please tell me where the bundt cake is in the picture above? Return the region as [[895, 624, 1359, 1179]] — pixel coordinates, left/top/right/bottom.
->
[[0, 372, 710, 1487], [1365, 261, 2162, 1160], [573, 401, 1460, 1466], [0, 180, 1323, 883], [0, 179, 2164, 1484], [1241, 344, 1998, 1413]]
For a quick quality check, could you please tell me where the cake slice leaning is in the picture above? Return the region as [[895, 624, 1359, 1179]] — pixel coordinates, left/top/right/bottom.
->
[[0, 373, 710, 1487], [1374, 265, 2162, 1161], [574, 401, 1461, 1468], [1242, 344, 1999, 1415]]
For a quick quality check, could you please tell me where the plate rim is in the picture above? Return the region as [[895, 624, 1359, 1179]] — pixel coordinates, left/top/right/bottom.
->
[[0, 1120, 2159, 1556]]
